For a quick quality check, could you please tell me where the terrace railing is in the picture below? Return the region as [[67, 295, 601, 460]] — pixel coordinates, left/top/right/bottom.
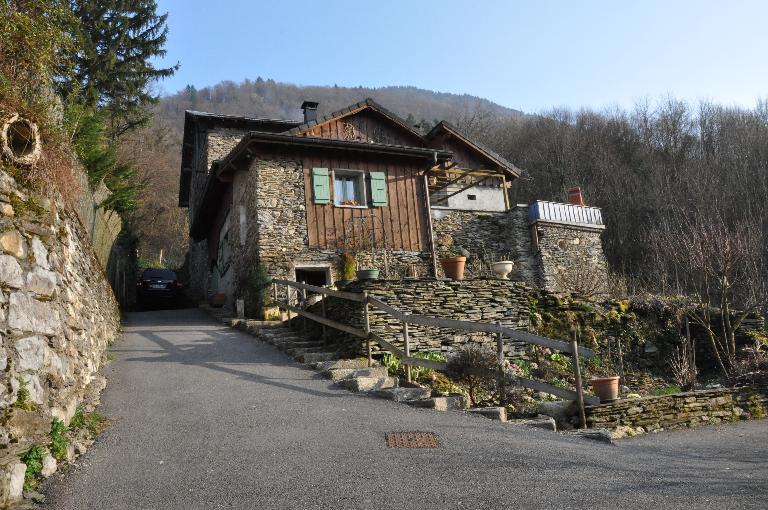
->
[[272, 279, 599, 423]]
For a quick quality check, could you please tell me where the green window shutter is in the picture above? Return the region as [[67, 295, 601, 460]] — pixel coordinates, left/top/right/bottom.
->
[[311, 167, 330, 204], [370, 171, 388, 207]]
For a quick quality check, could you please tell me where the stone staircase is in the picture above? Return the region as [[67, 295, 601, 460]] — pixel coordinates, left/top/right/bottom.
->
[[251, 323, 342, 364], [218, 316, 471, 413]]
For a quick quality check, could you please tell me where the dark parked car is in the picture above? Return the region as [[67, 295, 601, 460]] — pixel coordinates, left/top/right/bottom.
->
[[136, 268, 185, 310]]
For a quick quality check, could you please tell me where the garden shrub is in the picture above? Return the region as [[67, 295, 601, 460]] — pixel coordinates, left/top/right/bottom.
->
[[446, 344, 499, 406]]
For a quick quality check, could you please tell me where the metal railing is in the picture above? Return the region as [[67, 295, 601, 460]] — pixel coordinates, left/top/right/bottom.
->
[[272, 279, 599, 419]]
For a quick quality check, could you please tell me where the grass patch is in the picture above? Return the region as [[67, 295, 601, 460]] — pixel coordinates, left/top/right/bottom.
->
[[69, 407, 107, 437], [650, 385, 683, 396], [13, 377, 38, 411]]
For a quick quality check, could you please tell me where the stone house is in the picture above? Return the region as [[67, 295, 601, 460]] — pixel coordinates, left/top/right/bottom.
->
[[178, 99, 609, 311]]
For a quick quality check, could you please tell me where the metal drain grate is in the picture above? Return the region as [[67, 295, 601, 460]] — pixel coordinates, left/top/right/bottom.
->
[[386, 431, 439, 448]]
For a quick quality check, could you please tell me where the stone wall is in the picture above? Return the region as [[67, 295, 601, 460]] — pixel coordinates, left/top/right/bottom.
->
[[534, 221, 608, 296], [430, 207, 539, 286], [585, 386, 767, 434], [316, 278, 533, 358], [430, 205, 608, 294], [0, 170, 120, 505]]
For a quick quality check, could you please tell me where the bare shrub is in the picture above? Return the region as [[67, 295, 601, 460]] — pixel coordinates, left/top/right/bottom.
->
[[669, 334, 697, 391], [446, 344, 499, 406]]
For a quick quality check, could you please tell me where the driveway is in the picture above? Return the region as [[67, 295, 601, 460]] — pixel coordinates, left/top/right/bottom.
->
[[42, 308, 768, 509]]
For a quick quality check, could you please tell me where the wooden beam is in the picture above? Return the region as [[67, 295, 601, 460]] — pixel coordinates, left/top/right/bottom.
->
[[273, 279, 366, 302], [283, 303, 367, 338], [430, 175, 492, 205]]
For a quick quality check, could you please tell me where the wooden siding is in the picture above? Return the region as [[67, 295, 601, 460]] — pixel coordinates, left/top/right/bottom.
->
[[303, 153, 428, 251], [429, 132, 491, 170], [299, 109, 424, 147]]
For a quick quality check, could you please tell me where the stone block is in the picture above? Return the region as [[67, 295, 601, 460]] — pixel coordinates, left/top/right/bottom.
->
[[0, 254, 24, 288], [407, 395, 469, 411], [26, 267, 57, 297], [466, 406, 507, 422], [0, 231, 25, 258], [14, 335, 49, 371], [40, 453, 56, 478], [8, 292, 59, 335], [30, 237, 48, 269], [338, 376, 398, 392], [371, 386, 432, 402]]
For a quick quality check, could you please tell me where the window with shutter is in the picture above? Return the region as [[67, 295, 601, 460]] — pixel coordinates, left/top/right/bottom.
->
[[311, 167, 330, 204], [370, 171, 388, 207]]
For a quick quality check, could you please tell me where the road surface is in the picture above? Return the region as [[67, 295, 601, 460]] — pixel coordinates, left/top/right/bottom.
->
[[42, 308, 768, 509]]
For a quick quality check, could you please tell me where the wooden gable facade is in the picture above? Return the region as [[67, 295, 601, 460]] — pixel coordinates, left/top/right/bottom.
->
[[289, 104, 435, 253]]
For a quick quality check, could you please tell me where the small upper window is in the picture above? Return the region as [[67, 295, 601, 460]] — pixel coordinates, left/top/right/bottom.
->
[[334, 170, 366, 207]]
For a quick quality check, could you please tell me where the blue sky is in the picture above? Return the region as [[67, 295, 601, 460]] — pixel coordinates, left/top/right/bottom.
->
[[154, 0, 768, 113]]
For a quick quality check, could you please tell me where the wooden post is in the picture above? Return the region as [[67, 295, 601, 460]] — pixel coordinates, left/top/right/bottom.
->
[[571, 333, 587, 430], [363, 292, 372, 367], [272, 282, 278, 309], [403, 320, 411, 383], [496, 322, 506, 404], [320, 295, 327, 342], [422, 173, 439, 279], [285, 285, 293, 329], [300, 281, 307, 333]]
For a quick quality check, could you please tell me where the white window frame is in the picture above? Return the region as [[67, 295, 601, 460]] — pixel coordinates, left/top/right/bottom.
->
[[333, 169, 368, 208]]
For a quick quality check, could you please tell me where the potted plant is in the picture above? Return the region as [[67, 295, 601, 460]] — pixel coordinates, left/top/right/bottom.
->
[[439, 248, 467, 280], [335, 252, 357, 288], [591, 375, 620, 403]]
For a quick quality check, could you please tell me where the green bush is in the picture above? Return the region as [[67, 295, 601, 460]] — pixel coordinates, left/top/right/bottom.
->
[[19, 445, 45, 491], [409, 351, 446, 382], [49, 418, 69, 461]]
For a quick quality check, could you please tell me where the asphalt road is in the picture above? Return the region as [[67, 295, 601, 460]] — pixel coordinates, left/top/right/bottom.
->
[[42, 308, 768, 510]]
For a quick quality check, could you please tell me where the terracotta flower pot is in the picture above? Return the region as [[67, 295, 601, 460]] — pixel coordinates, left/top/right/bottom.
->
[[591, 376, 620, 403], [439, 256, 467, 280]]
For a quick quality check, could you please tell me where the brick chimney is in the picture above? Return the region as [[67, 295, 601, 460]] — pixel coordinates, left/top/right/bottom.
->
[[568, 186, 585, 206], [301, 101, 319, 123]]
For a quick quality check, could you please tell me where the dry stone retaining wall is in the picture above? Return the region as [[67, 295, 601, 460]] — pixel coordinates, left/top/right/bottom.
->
[[317, 278, 533, 358], [0, 170, 120, 505], [585, 386, 768, 434]]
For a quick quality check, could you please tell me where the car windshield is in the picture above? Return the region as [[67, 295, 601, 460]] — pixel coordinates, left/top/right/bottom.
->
[[142, 269, 177, 280]]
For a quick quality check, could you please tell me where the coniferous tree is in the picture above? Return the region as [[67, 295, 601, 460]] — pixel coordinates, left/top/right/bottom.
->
[[65, 0, 178, 138]]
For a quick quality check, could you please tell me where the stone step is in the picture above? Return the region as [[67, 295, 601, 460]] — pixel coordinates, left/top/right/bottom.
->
[[278, 340, 322, 351], [370, 386, 432, 402], [407, 395, 468, 411], [312, 359, 372, 371], [338, 376, 398, 392], [323, 366, 389, 381], [286, 345, 334, 357], [466, 407, 507, 422], [300, 352, 341, 364], [265, 335, 309, 346], [507, 415, 557, 432]]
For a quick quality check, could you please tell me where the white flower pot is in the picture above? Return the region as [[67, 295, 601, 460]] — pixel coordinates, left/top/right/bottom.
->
[[491, 260, 515, 280]]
